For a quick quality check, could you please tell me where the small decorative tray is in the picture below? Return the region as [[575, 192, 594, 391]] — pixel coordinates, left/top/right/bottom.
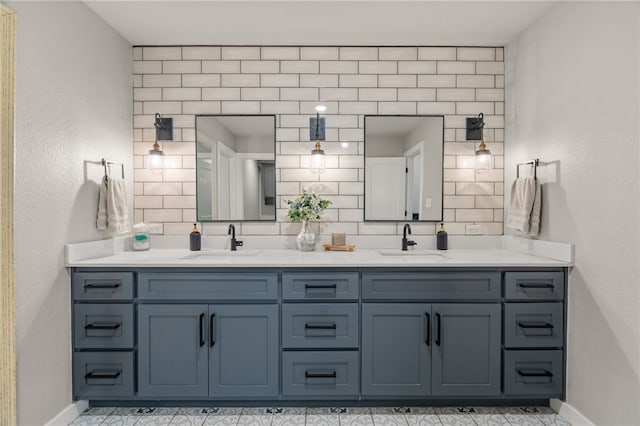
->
[[323, 244, 356, 252]]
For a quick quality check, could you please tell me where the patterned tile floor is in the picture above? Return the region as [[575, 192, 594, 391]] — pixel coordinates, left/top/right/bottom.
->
[[69, 406, 571, 426]]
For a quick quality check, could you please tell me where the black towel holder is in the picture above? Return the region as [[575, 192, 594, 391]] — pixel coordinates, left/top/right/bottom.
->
[[516, 158, 539, 179], [101, 158, 125, 181]]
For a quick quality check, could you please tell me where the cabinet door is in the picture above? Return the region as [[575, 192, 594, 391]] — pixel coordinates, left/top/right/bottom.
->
[[138, 304, 209, 397], [209, 304, 278, 397], [431, 303, 501, 396], [361, 304, 431, 396]]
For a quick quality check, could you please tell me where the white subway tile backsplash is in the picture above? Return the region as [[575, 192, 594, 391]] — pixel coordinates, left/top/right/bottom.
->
[[437, 61, 475, 74], [378, 75, 417, 88], [163, 61, 201, 74], [358, 61, 397, 74], [134, 45, 504, 236], [261, 47, 299, 60], [143, 47, 181, 60], [340, 47, 378, 60], [202, 88, 241, 100], [221, 46, 260, 60], [281, 61, 319, 74], [143, 74, 182, 88], [220, 101, 260, 114], [320, 61, 358, 74], [418, 47, 457, 60], [202, 60, 240, 73], [182, 46, 221, 60], [456, 47, 495, 61]]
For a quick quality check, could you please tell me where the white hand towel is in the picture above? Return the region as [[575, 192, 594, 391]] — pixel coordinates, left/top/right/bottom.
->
[[506, 177, 537, 234], [96, 176, 131, 234], [525, 180, 542, 237]]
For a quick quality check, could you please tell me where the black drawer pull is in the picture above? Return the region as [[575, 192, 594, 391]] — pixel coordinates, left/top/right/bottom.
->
[[85, 371, 121, 379], [517, 369, 553, 378], [518, 321, 554, 329], [424, 313, 430, 346], [518, 283, 554, 289], [199, 313, 205, 347], [435, 313, 441, 346], [304, 323, 337, 330], [304, 284, 337, 290], [210, 314, 216, 347], [84, 283, 121, 289], [305, 371, 337, 379], [84, 323, 121, 330]]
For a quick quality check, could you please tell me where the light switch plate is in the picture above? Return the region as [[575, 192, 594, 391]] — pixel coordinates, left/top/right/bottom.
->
[[148, 223, 163, 234]]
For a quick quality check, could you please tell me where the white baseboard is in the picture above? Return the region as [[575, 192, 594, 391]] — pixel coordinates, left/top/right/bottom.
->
[[44, 401, 88, 426], [550, 399, 594, 426]]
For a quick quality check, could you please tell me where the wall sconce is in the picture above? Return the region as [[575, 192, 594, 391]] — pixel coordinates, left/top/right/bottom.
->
[[466, 112, 491, 170], [148, 113, 171, 170], [309, 105, 326, 175]]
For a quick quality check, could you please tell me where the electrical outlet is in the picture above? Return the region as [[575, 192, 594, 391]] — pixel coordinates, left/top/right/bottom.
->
[[466, 224, 482, 235], [424, 198, 432, 208], [148, 223, 163, 234]]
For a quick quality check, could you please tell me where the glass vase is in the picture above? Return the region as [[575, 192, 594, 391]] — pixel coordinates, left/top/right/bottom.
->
[[296, 220, 316, 252]]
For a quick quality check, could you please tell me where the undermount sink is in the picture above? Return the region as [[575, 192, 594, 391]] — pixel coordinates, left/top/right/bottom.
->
[[377, 249, 447, 258], [182, 250, 261, 259]]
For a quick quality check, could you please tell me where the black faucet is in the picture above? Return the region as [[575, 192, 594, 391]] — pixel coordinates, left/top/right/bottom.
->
[[228, 224, 243, 251], [402, 224, 417, 251]]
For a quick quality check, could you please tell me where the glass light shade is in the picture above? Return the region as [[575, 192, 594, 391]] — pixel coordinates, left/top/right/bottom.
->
[[474, 139, 491, 170], [310, 145, 326, 175], [148, 142, 165, 170]]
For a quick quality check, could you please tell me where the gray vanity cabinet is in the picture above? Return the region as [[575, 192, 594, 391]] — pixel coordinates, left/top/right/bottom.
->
[[431, 303, 501, 396], [362, 303, 501, 397], [138, 304, 278, 398], [361, 304, 432, 396], [138, 304, 209, 397]]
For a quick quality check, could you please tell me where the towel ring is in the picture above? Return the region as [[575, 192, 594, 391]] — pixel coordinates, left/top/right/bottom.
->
[[516, 159, 539, 179], [102, 158, 125, 180]]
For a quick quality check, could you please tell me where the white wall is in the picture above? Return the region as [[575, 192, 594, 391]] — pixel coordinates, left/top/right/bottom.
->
[[8, 2, 132, 424], [505, 2, 639, 424]]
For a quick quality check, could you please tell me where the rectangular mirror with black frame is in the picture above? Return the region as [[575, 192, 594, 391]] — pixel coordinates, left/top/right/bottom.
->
[[196, 115, 276, 221], [364, 115, 444, 221]]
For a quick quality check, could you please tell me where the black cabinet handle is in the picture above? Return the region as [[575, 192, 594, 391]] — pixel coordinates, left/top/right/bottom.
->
[[304, 284, 337, 290], [435, 313, 441, 346], [518, 321, 554, 329], [424, 313, 431, 346], [84, 283, 120, 289], [305, 371, 337, 379], [84, 323, 121, 330], [210, 314, 216, 347], [304, 323, 337, 330], [517, 369, 553, 377], [199, 313, 205, 347], [85, 371, 121, 379], [518, 283, 554, 289]]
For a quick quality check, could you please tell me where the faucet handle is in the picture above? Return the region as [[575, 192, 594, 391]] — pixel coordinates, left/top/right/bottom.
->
[[236, 240, 243, 247], [408, 240, 417, 247]]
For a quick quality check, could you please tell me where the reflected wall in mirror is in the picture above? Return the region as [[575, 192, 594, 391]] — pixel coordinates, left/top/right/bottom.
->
[[364, 115, 444, 221], [196, 115, 276, 221]]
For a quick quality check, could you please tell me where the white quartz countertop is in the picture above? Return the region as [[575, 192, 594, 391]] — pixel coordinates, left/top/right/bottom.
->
[[66, 248, 571, 268]]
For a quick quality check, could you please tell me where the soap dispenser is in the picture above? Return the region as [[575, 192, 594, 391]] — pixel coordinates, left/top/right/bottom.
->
[[436, 223, 448, 250], [190, 223, 201, 251]]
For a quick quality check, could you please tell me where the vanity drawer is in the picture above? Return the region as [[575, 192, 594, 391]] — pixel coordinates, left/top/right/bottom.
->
[[74, 304, 134, 349], [282, 351, 359, 397], [73, 351, 134, 398], [503, 350, 563, 397], [505, 303, 564, 348], [138, 272, 278, 301], [72, 272, 134, 301], [505, 272, 564, 301], [282, 272, 358, 301], [362, 271, 500, 301], [282, 303, 359, 349]]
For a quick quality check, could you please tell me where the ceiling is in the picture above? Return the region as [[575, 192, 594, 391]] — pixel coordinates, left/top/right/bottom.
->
[[83, 1, 557, 46]]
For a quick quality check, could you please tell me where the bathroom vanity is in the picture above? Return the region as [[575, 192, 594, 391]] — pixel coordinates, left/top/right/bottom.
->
[[68, 248, 569, 405]]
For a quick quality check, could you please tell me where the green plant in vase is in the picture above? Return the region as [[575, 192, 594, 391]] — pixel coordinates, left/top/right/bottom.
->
[[286, 189, 332, 251]]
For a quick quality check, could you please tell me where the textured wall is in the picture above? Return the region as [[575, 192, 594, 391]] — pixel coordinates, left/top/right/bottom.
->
[[133, 46, 505, 237], [9, 2, 133, 424], [505, 2, 640, 424]]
